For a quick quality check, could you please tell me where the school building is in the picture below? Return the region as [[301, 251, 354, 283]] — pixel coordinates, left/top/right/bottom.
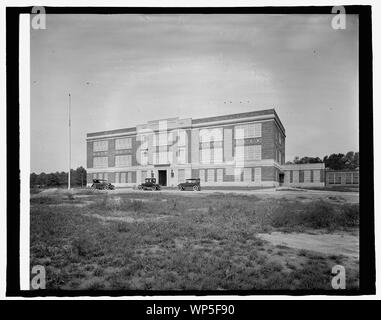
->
[[86, 109, 354, 188]]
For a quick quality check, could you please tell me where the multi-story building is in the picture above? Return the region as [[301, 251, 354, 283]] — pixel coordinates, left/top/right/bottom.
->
[[86, 108, 325, 188]]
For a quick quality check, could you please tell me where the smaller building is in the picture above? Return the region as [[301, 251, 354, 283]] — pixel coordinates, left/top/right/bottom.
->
[[280, 163, 325, 187], [325, 169, 359, 187]]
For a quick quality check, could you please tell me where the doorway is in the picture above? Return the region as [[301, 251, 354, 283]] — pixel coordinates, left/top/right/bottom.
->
[[158, 170, 167, 186], [279, 172, 284, 186]]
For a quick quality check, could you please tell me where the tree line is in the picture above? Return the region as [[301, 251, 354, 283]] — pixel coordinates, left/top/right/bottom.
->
[[287, 151, 359, 170], [30, 166, 87, 187]]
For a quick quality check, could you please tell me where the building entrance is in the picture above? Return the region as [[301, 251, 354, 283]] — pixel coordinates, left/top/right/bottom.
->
[[158, 170, 167, 186]]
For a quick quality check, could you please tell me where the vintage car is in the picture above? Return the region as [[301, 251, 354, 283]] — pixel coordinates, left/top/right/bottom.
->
[[137, 178, 161, 191], [177, 178, 201, 191], [91, 179, 115, 190]]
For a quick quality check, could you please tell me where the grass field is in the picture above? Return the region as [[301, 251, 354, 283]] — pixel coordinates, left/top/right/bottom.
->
[[30, 188, 359, 290]]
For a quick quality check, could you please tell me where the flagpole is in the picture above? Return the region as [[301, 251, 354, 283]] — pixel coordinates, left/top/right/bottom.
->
[[68, 93, 71, 190]]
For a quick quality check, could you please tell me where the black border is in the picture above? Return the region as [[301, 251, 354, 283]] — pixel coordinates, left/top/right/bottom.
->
[[6, 5, 375, 297]]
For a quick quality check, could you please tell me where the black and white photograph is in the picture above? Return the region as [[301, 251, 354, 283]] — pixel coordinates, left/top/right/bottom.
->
[[2, 3, 376, 301]]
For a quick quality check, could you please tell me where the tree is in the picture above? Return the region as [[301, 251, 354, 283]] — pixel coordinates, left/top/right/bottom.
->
[[292, 156, 323, 164], [323, 153, 346, 170]]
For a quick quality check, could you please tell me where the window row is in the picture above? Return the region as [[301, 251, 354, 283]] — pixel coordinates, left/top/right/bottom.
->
[[288, 170, 323, 183], [198, 167, 262, 183], [327, 172, 359, 185], [152, 130, 187, 147], [115, 171, 134, 183], [93, 138, 132, 152]]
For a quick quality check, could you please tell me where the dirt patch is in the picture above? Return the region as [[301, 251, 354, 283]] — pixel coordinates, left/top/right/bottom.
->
[[258, 231, 359, 259]]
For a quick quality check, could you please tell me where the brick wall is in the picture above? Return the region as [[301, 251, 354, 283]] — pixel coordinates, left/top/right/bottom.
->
[[261, 121, 275, 160]]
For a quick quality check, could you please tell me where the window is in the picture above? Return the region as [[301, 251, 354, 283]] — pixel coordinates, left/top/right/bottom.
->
[[334, 173, 342, 184], [254, 167, 262, 182], [207, 169, 215, 182], [178, 169, 185, 183], [127, 172, 132, 183], [217, 169, 223, 182], [235, 123, 261, 139], [154, 151, 172, 164], [115, 172, 120, 183], [140, 150, 148, 166], [178, 147, 186, 164], [290, 170, 293, 183], [178, 130, 187, 146], [353, 172, 359, 184], [299, 170, 304, 183], [120, 172, 126, 183], [346, 173, 353, 184], [328, 173, 334, 184], [153, 132, 170, 146], [304, 170, 310, 183], [214, 147, 223, 164], [244, 168, 252, 182], [199, 128, 223, 143], [253, 145, 262, 160], [103, 173, 108, 181], [235, 145, 261, 161], [200, 149, 211, 164], [93, 140, 108, 152], [93, 156, 108, 168], [115, 155, 132, 167], [115, 137, 132, 150]]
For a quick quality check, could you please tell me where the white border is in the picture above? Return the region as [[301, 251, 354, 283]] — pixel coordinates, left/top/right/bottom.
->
[[19, 14, 30, 291], [0, 0, 378, 300]]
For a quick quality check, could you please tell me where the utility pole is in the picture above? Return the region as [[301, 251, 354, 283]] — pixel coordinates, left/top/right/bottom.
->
[[68, 93, 71, 190]]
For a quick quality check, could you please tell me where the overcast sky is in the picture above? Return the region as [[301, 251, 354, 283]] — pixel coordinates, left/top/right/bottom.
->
[[31, 14, 358, 173]]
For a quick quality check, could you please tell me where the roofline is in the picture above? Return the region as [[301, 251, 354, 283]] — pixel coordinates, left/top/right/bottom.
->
[[87, 108, 285, 139]]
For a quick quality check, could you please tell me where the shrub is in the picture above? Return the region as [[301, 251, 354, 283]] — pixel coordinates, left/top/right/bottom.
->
[[339, 203, 359, 227]]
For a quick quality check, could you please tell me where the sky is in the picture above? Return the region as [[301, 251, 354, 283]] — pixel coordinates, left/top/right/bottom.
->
[[30, 14, 359, 173]]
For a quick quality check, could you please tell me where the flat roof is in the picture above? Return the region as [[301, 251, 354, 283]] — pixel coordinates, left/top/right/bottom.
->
[[87, 108, 285, 138]]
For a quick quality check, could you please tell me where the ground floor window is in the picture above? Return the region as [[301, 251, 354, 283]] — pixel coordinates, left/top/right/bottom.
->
[[254, 167, 261, 182], [217, 169, 223, 182], [207, 169, 215, 182]]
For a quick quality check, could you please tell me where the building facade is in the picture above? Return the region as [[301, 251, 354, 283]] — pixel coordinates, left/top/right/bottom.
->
[[86, 109, 291, 187]]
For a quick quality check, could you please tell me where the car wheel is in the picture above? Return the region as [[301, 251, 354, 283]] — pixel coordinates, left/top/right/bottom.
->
[[138, 185, 142, 190], [193, 185, 198, 191]]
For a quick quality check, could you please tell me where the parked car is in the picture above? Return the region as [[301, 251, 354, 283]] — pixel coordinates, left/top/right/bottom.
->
[[177, 178, 201, 191], [138, 178, 161, 191], [91, 179, 115, 190]]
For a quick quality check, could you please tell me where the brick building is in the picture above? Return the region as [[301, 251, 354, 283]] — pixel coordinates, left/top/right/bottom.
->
[[86, 109, 325, 188]]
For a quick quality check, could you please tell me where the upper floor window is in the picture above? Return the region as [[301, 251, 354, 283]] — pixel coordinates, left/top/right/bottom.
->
[[153, 132, 173, 146], [93, 140, 108, 152], [235, 145, 262, 161], [115, 137, 132, 150], [93, 156, 108, 168], [177, 147, 187, 164], [115, 155, 132, 167], [153, 151, 172, 164], [235, 123, 261, 139], [199, 127, 223, 143], [178, 130, 187, 146]]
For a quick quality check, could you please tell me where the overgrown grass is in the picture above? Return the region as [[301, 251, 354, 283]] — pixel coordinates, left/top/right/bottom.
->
[[30, 191, 359, 290]]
